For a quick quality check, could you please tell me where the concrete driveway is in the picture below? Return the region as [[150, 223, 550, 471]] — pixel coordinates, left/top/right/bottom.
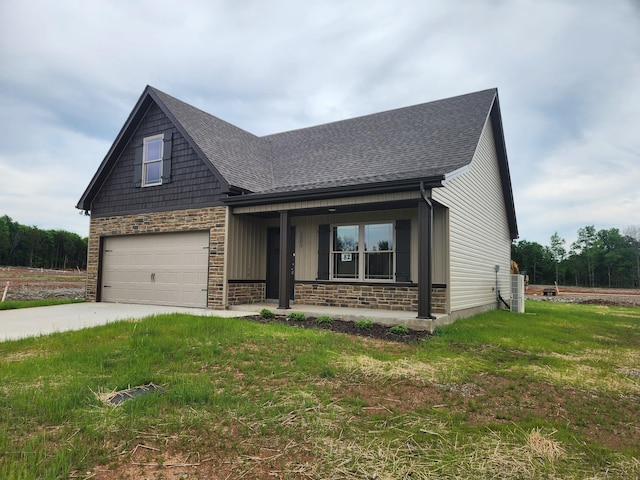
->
[[0, 302, 259, 342]]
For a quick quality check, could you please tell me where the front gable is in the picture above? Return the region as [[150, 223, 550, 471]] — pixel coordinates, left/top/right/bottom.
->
[[78, 88, 228, 216]]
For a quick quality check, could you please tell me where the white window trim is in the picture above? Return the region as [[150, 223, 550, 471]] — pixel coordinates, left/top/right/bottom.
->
[[142, 134, 164, 187], [330, 221, 396, 282]]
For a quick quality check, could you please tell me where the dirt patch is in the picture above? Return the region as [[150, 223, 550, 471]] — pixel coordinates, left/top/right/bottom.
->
[[463, 374, 640, 452], [339, 373, 640, 452]]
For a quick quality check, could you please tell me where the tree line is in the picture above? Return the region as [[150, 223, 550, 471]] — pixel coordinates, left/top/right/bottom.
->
[[0, 215, 88, 270], [512, 225, 640, 288]]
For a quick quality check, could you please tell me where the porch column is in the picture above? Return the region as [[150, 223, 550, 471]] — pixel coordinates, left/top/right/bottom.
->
[[418, 189, 434, 319], [278, 210, 291, 309]]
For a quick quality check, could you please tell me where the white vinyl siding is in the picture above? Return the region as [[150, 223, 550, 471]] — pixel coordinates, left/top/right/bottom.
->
[[432, 119, 512, 313], [101, 232, 209, 307]]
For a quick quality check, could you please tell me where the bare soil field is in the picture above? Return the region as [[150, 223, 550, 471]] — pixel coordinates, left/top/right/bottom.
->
[[527, 284, 640, 307], [0, 266, 86, 301]]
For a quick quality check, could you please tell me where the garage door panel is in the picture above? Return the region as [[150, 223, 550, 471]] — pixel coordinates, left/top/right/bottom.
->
[[101, 232, 209, 308]]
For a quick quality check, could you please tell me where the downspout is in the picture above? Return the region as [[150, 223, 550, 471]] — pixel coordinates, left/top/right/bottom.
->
[[495, 264, 510, 309], [418, 182, 436, 319]]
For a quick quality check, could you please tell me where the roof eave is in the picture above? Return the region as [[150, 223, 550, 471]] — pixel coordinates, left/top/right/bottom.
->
[[76, 86, 235, 212], [76, 86, 156, 211], [489, 91, 519, 240], [222, 176, 445, 207]]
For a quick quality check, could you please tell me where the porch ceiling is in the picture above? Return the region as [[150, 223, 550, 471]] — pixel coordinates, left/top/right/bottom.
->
[[232, 198, 422, 218]]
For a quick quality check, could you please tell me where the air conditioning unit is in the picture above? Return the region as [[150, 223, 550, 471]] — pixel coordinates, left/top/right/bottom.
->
[[510, 274, 525, 313]]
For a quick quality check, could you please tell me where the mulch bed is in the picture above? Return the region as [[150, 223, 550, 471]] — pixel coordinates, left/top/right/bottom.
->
[[247, 314, 433, 343]]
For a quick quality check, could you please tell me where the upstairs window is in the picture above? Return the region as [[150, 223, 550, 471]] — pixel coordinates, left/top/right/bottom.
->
[[331, 222, 394, 281], [133, 130, 173, 188], [142, 134, 164, 186]]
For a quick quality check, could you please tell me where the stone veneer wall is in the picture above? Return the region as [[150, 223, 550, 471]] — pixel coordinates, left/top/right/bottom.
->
[[294, 283, 446, 313], [86, 207, 227, 308], [227, 282, 266, 306]]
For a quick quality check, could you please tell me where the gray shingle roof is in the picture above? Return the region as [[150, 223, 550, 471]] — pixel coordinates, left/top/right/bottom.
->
[[152, 87, 497, 194], [264, 89, 496, 193], [150, 88, 271, 193]]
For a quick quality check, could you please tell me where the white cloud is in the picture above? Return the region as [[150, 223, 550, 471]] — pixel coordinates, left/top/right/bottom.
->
[[0, 0, 639, 245]]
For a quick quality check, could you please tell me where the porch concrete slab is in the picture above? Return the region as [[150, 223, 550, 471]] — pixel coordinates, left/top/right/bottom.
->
[[1, 302, 260, 342], [229, 303, 450, 332]]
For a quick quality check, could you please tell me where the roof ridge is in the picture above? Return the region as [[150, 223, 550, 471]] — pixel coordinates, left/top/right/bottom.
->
[[148, 86, 259, 139], [261, 88, 498, 139]]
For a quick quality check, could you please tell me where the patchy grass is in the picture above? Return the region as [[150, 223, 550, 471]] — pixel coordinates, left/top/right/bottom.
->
[[0, 298, 85, 310], [0, 301, 638, 479]]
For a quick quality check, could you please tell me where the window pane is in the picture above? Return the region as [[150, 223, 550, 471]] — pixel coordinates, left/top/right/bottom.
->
[[333, 225, 358, 252], [365, 252, 393, 280], [145, 160, 162, 184], [333, 252, 359, 278], [145, 138, 163, 161], [365, 223, 393, 251]]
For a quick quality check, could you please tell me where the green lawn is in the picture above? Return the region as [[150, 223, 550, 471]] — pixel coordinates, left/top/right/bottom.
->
[[0, 301, 638, 479], [0, 298, 84, 310]]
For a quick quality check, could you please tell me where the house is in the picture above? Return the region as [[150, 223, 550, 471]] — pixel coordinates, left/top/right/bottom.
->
[[77, 85, 518, 327]]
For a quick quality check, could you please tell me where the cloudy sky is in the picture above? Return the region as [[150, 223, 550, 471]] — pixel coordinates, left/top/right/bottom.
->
[[1, 0, 639, 247]]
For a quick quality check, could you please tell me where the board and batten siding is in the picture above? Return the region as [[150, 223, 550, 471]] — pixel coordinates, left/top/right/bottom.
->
[[432, 119, 512, 315], [226, 214, 268, 280]]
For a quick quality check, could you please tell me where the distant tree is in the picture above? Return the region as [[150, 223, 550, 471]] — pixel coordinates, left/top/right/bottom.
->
[[0, 215, 87, 269], [514, 225, 638, 289], [623, 225, 640, 288], [571, 226, 598, 287], [596, 228, 627, 287], [0, 215, 10, 264], [511, 240, 553, 284], [549, 232, 566, 284]]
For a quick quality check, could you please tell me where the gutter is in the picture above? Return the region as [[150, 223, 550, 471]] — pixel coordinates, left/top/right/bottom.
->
[[222, 176, 444, 207]]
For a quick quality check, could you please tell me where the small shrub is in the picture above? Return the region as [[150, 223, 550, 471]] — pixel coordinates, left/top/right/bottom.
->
[[287, 312, 306, 322], [316, 315, 333, 324], [260, 308, 275, 319], [389, 324, 409, 335], [354, 319, 374, 330]]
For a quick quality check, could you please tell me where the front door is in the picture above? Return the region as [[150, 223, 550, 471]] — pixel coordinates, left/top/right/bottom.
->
[[266, 227, 295, 299]]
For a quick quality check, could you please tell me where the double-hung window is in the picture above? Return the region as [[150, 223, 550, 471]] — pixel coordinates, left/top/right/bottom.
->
[[142, 134, 164, 187], [331, 222, 394, 281]]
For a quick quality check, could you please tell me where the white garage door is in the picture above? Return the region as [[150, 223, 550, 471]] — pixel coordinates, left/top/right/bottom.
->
[[101, 232, 209, 308]]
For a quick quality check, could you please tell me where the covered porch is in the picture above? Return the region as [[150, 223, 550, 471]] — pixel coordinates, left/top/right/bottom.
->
[[224, 188, 451, 321]]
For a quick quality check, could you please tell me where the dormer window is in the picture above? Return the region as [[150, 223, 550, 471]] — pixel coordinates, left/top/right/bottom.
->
[[142, 134, 164, 186], [133, 130, 172, 188]]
